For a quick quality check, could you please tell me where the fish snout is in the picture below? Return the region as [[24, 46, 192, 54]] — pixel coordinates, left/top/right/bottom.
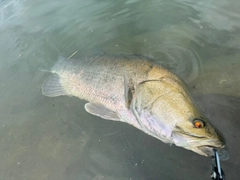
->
[[197, 137, 225, 157], [198, 143, 229, 160]]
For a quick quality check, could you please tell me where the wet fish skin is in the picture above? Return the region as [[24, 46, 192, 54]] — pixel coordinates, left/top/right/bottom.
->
[[42, 53, 224, 156]]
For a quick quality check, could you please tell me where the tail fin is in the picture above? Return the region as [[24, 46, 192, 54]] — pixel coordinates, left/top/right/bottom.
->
[[51, 55, 68, 72], [41, 50, 69, 97], [42, 73, 68, 97]]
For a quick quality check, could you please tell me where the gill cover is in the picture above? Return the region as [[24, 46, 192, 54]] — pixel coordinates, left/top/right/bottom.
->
[[127, 77, 185, 143]]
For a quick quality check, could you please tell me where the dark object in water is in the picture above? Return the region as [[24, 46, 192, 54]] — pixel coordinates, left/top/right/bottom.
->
[[211, 149, 225, 180]]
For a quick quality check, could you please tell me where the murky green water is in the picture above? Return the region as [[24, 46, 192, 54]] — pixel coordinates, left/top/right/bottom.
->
[[0, 0, 240, 179]]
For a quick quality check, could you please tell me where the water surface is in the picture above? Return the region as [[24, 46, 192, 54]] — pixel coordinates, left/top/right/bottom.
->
[[0, 0, 240, 179]]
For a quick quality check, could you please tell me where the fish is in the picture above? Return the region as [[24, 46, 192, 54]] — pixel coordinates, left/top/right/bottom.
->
[[42, 53, 225, 157]]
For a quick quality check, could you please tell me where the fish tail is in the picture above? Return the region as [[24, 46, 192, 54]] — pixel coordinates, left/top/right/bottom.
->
[[42, 73, 68, 97], [42, 55, 69, 97], [51, 55, 68, 72]]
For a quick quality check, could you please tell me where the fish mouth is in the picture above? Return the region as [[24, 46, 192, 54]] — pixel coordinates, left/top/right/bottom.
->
[[197, 144, 228, 160], [198, 145, 216, 157], [197, 137, 225, 157], [172, 129, 226, 157]]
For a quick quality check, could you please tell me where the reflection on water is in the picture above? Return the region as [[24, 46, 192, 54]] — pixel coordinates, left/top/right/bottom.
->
[[0, 0, 240, 179]]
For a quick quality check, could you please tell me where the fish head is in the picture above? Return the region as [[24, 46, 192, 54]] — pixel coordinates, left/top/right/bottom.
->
[[171, 116, 225, 157], [131, 77, 225, 157]]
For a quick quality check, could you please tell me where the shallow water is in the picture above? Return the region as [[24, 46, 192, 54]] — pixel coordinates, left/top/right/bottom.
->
[[0, 0, 240, 179]]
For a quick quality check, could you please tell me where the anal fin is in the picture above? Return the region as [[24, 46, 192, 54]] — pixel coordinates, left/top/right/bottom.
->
[[84, 103, 120, 121]]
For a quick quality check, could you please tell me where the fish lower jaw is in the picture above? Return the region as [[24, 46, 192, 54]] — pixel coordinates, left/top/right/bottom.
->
[[197, 144, 225, 157]]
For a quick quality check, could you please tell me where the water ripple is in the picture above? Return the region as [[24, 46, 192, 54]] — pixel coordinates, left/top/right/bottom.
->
[[157, 41, 202, 83]]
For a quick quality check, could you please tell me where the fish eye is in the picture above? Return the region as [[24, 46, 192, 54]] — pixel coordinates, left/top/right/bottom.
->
[[193, 118, 205, 128]]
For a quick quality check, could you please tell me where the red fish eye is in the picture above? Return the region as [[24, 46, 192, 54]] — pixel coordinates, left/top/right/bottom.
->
[[193, 119, 204, 128]]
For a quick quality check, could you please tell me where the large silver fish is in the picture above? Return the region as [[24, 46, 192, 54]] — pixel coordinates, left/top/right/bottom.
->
[[42, 53, 224, 156]]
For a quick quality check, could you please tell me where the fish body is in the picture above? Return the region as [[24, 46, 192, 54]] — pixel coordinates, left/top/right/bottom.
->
[[42, 53, 224, 156]]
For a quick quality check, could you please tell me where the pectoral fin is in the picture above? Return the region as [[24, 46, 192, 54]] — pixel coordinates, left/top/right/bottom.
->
[[124, 74, 135, 108], [84, 103, 120, 121]]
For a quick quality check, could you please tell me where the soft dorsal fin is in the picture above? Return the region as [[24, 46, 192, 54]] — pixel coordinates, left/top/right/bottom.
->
[[84, 103, 120, 121]]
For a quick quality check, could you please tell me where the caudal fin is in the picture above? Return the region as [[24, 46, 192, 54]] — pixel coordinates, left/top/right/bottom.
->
[[51, 56, 69, 72], [42, 73, 68, 97]]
